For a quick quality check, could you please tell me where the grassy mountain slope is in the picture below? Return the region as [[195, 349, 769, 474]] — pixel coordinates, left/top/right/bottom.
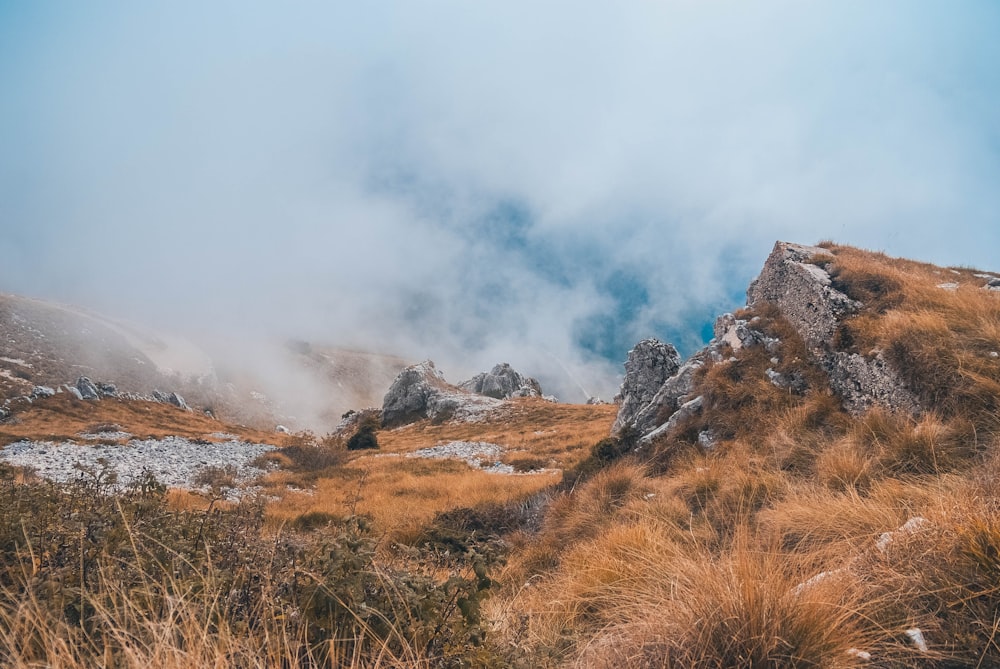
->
[[2, 242, 999, 667]]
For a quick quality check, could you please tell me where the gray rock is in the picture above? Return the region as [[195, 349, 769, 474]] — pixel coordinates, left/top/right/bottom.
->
[[96, 382, 118, 398], [748, 241, 918, 415], [460, 363, 542, 399], [76, 377, 101, 401], [640, 395, 704, 444], [714, 313, 776, 352], [152, 390, 189, 410], [747, 242, 860, 349], [765, 368, 808, 394], [31, 386, 56, 399], [697, 430, 717, 449], [612, 339, 681, 435], [823, 352, 921, 415], [382, 361, 501, 428], [628, 354, 706, 435], [64, 384, 84, 400]]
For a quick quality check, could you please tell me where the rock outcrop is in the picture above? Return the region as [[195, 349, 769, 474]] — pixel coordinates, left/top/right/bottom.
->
[[613, 240, 927, 442], [381, 361, 501, 428], [611, 339, 680, 435], [460, 363, 542, 399], [76, 377, 101, 401], [747, 241, 921, 415]]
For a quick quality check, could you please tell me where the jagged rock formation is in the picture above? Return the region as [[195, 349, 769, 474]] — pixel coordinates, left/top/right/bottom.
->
[[460, 363, 542, 399], [611, 339, 680, 435], [381, 361, 501, 428], [747, 241, 921, 415], [613, 240, 927, 441]]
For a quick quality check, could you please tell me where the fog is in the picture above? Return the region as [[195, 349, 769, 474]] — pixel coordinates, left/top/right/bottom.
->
[[2, 1, 999, 412]]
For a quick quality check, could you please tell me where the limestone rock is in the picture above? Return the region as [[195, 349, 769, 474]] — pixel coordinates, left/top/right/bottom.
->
[[152, 390, 189, 410], [460, 363, 542, 399], [747, 242, 860, 349], [76, 377, 101, 401], [714, 313, 777, 352], [96, 382, 118, 398], [382, 361, 501, 428], [823, 352, 921, 415], [30, 386, 56, 399], [748, 241, 919, 415], [639, 395, 704, 444], [612, 339, 680, 434], [627, 354, 706, 435]]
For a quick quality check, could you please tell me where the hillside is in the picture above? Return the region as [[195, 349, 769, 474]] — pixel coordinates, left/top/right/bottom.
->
[[1, 241, 999, 667]]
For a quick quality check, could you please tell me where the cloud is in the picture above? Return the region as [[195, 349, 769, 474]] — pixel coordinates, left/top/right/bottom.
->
[[1, 0, 999, 406]]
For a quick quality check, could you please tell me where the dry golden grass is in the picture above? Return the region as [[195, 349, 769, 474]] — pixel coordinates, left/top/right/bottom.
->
[[823, 244, 1000, 425], [0, 394, 284, 447], [379, 398, 617, 466], [263, 399, 616, 542], [268, 456, 561, 544]]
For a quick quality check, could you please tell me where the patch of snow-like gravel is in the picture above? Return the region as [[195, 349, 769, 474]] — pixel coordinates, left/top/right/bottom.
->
[[0, 437, 275, 490], [79, 431, 133, 441], [407, 441, 514, 474]]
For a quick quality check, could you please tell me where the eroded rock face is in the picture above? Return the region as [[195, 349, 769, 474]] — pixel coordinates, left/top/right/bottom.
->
[[460, 363, 542, 399], [612, 339, 680, 435], [747, 241, 921, 415], [381, 361, 501, 428], [747, 242, 860, 348]]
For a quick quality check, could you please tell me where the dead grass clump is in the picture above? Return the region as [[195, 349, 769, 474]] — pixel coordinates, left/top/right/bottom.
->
[[664, 447, 790, 539], [573, 540, 868, 668], [833, 409, 980, 478], [852, 492, 1000, 664]]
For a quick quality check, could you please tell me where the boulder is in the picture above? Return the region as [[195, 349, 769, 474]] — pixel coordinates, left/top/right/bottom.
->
[[76, 377, 101, 401], [460, 363, 542, 399], [30, 386, 56, 399], [639, 395, 704, 444], [96, 382, 118, 398], [152, 390, 190, 410], [611, 339, 681, 434]]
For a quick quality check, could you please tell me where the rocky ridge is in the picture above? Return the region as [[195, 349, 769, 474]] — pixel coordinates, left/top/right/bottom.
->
[[613, 241, 931, 441]]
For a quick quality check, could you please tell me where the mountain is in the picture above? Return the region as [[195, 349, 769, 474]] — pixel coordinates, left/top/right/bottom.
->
[[2, 241, 1000, 667]]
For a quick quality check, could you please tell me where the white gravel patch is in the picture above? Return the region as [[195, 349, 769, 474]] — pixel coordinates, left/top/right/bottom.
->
[[407, 441, 514, 474], [1, 437, 275, 490], [79, 431, 133, 441]]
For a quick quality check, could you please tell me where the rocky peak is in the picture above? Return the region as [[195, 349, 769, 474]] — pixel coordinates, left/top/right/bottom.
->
[[460, 363, 542, 399], [747, 242, 860, 349], [381, 360, 501, 428], [611, 339, 681, 435]]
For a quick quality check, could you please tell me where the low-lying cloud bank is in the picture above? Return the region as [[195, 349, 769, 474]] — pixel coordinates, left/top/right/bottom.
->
[[2, 1, 998, 404]]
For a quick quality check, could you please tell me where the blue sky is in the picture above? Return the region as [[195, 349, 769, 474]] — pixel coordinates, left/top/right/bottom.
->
[[2, 1, 999, 400]]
